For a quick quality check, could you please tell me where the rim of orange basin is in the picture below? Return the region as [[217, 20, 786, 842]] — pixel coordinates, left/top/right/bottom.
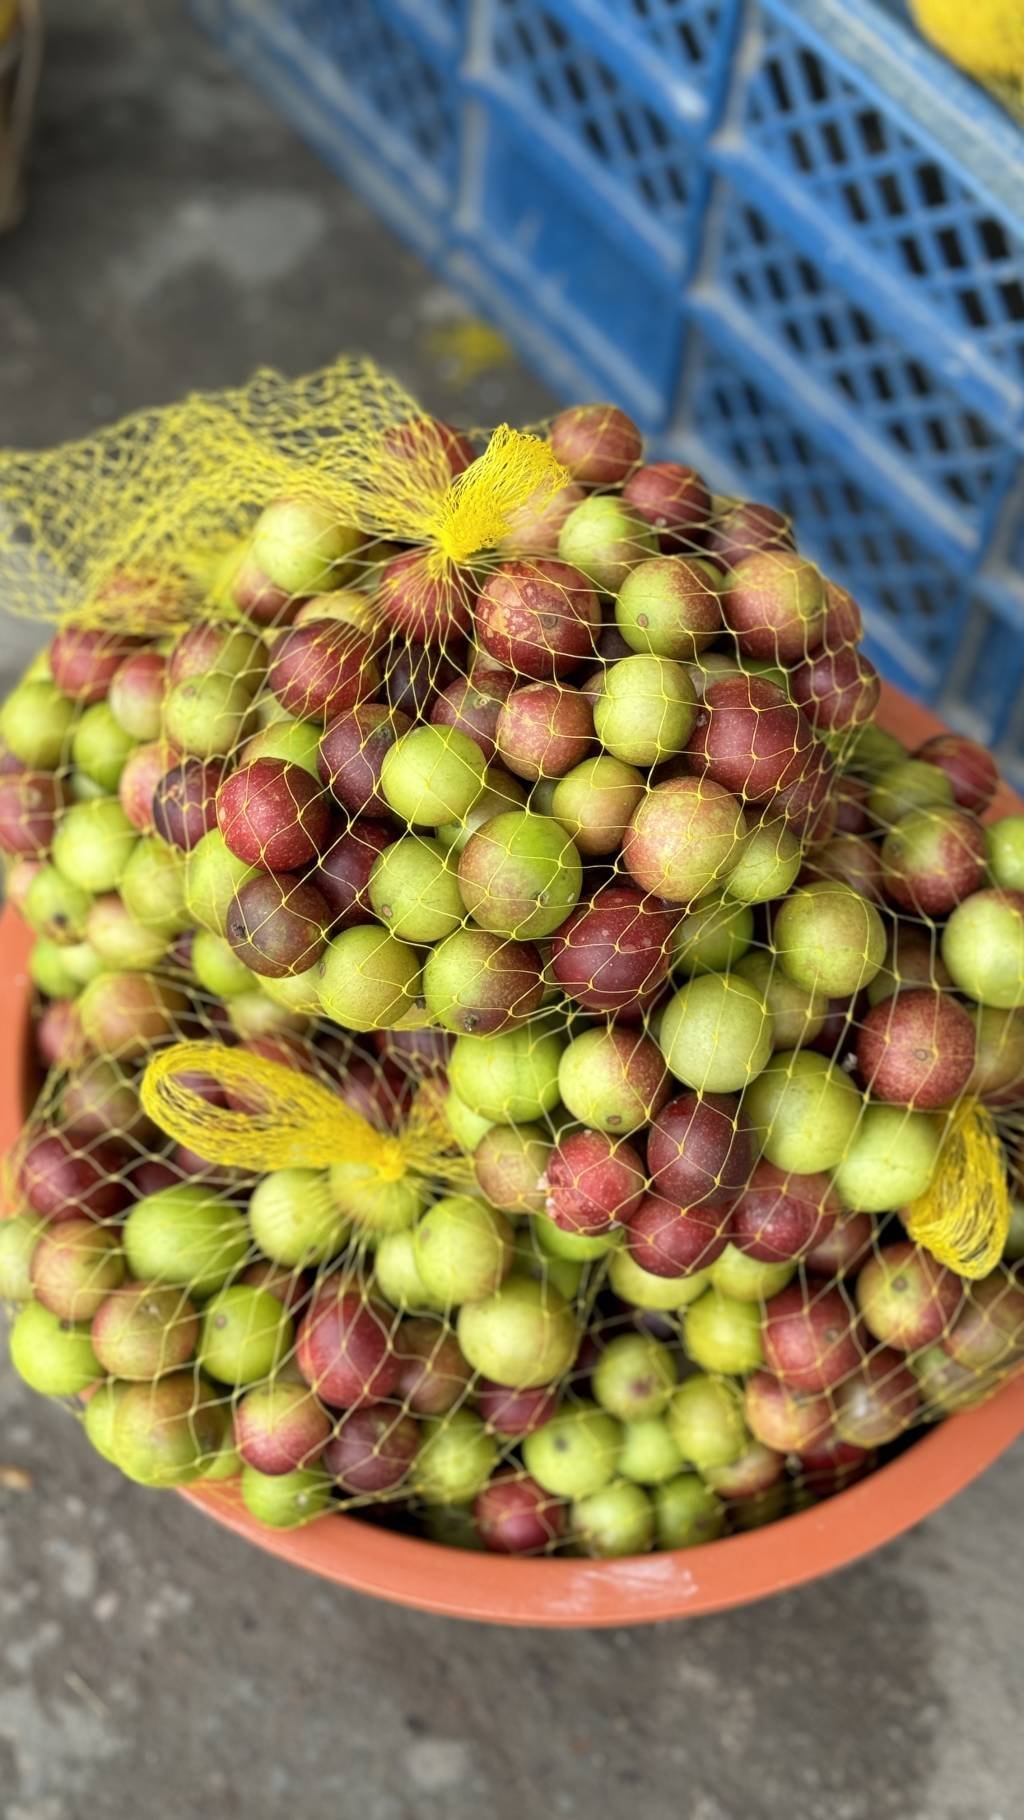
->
[[2, 683, 1023, 1625]]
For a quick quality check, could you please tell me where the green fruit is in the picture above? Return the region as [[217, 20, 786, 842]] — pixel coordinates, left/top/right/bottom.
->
[[534, 1212, 620, 1263], [0, 1213, 46, 1302], [593, 1333, 677, 1421], [435, 768, 528, 855], [317, 924, 423, 1031], [261, 965, 323, 1015], [942, 890, 1024, 1010], [0, 680, 77, 768], [24, 865, 93, 944], [380, 725, 486, 827], [373, 1229, 447, 1312], [227, 989, 309, 1041], [163, 673, 253, 757], [557, 1027, 665, 1134], [986, 816, 1024, 892], [328, 1160, 429, 1234], [121, 837, 190, 936], [549, 755, 645, 856], [198, 1286, 294, 1386], [723, 820, 802, 903], [618, 1417, 684, 1486], [29, 937, 83, 999], [608, 1248, 712, 1310], [667, 1375, 748, 1471], [413, 1195, 513, 1306], [423, 927, 541, 1035], [83, 1381, 127, 1465], [654, 1473, 726, 1547], [615, 555, 722, 660], [243, 717, 322, 777], [774, 881, 886, 998], [124, 1185, 250, 1300], [368, 835, 464, 943], [52, 799, 137, 894], [734, 950, 829, 1051], [71, 703, 137, 792], [449, 1025, 564, 1124], [251, 496, 361, 595], [594, 655, 696, 766], [114, 1373, 228, 1487], [192, 929, 255, 999], [61, 941, 106, 987], [444, 1089, 494, 1153], [671, 897, 754, 976], [659, 972, 772, 1094], [457, 810, 582, 939], [511, 1227, 583, 1302], [457, 1274, 577, 1388], [248, 1168, 349, 1265], [843, 723, 906, 779], [869, 759, 953, 827], [241, 1463, 333, 1528], [86, 896, 167, 970], [832, 1103, 942, 1212], [414, 1410, 497, 1506], [572, 1480, 653, 1556], [9, 1301, 99, 1395], [71, 773, 109, 803], [744, 1050, 861, 1173], [523, 1403, 621, 1498], [683, 1288, 764, 1374], [200, 1433, 244, 1482], [710, 1244, 795, 1303], [558, 495, 657, 593], [184, 830, 255, 934]]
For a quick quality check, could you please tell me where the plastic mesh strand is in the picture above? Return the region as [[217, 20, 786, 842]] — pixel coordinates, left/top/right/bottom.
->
[[0, 361, 1021, 1559]]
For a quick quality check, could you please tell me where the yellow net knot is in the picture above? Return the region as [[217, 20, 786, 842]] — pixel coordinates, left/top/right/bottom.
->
[[905, 1098, 1012, 1280], [427, 425, 570, 566]]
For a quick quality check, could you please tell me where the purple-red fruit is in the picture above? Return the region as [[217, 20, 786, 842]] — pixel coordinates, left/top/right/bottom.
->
[[625, 1194, 731, 1277], [474, 1471, 566, 1554], [856, 988, 975, 1109], [323, 1405, 420, 1494], [152, 758, 224, 850], [544, 1130, 645, 1236], [268, 619, 378, 721], [647, 1091, 751, 1212], [550, 886, 676, 1016], [474, 559, 601, 679], [319, 706, 413, 816], [731, 1161, 840, 1263], [216, 758, 331, 871], [548, 404, 643, 487]]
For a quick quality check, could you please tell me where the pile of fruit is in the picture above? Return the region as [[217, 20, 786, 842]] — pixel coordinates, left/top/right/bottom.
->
[[1, 383, 1023, 1561]]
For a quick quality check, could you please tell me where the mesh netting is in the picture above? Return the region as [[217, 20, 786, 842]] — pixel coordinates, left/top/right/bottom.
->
[[1, 360, 1022, 1558]]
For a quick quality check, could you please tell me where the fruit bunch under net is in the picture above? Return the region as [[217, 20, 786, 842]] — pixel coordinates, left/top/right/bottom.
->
[[1, 362, 1023, 1559]]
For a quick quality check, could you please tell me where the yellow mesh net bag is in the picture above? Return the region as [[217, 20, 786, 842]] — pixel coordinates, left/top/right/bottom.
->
[[1, 357, 1023, 1556]]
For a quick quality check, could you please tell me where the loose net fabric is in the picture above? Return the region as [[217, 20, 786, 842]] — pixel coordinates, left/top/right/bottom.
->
[[0, 357, 1022, 1557]]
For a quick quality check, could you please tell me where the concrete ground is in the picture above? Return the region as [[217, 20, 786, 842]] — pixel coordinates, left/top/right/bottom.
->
[[1, 5, 1022, 1816]]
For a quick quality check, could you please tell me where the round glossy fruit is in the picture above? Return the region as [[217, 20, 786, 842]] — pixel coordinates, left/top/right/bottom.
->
[[832, 1104, 942, 1212], [609, 1247, 713, 1310], [654, 1474, 725, 1547], [710, 1244, 795, 1302], [723, 819, 802, 904], [124, 1185, 250, 1299], [832, 1351, 921, 1447], [0, 681, 77, 769], [247, 1168, 349, 1266], [734, 951, 828, 1051], [317, 924, 422, 1031], [30, 1219, 125, 1322], [572, 1480, 653, 1557], [856, 988, 975, 1109], [215, 758, 331, 873], [236, 1382, 332, 1476], [558, 496, 658, 594], [78, 970, 189, 1060], [550, 886, 676, 1016], [268, 619, 378, 722], [114, 1372, 227, 1487], [9, 1300, 99, 1395], [659, 971, 772, 1095], [457, 1274, 577, 1388], [474, 1471, 566, 1554], [324, 1406, 420, 1494], [414, 1410, 498, 1506], [474, 558, 601, 679], [86, 895, 167, 971], [448, 1023, 564, 1124], [722, 551, 826, 661], [457, 810, 582, 939], [473, 1124, 551, 1216], [557, 1026, 668, 1134], [52, 799, 137, 895], [544, 1130, 644, 1236], [241, 1464, 332, 1528], [251, 495, 361, 595], [377, 724, 486, 829], [731, 1161, 838, 1263], [869, 759, 953, 828], [90, 1283, 200, 1379], [942, 890, 1024, 1010], [296, 1282, 401, 1409], [121, 836, 190, 936], [683, 1288, 764, 1374], [625, 776, 746, 906], [940, 1272, 1024, 1371], [881, 805, 986, 917], [0, 1213, 46, 1303], [423, 928, 543, 1035], [413, 1195, 513, 1305], [523, 1402, 621, 1498], [615, 555, 721, 659], [592, 1333, 677, 1421], [616, 1417, 684, 1486], [774, 881, 886, 999], [366, 835, 463, 943], [71, 702, 137, 793], [549, 754, 645, 856], [549, 403, 643, 485], [986, 817, 1024, 893], [855, 1242, 963, 1351], [646, 1090, 751, 1211], [0, 770, 66, 858], [24, 864, 93, 945], [744, 1372, 831, 1453], [789, 646, 880, 733], [744, 1051, 861, 1173], [667, 1374, 748, 1471], [671, 897, 754, 978], [625, 1195, 730, 1278], [500, 479, 586, 557], [594, 654, 696, 766], [915, 734, 998, 814], [762, 1284, 862, 1392], [495, 682, 593, 781]]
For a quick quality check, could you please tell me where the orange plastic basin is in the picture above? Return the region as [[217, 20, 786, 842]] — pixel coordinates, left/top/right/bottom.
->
[[2, 683, 1023, 1625]]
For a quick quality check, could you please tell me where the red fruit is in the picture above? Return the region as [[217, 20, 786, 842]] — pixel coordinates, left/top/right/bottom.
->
[[430, 671, 516, 765], [371, 1025, 453, 1077], [477, 1379, 560, 1437], [744, 1372, 832, 1453], [236, 1383, 332, 1475], [548, 404, 643, 486], [685, 673, 818, 806], [36, 999, 87, 1070], [722, 551, 826, 662], [833, 776, 871, 835], [915, 734, 999, 814], [233, 554, 302, 627], [239, 1260, 312, 1311], [313, 820, 392, 926], [622, 462, 712, 550], [790, 647, 881, 733], [707, 501, 794, 571], [0, 770, 66, 857], [109, 648, 167, 730], [19, 1130, 129, 1224], [647, 1090, 752, 1211], [804, 1210, 874, 1276], [796, 1435, 874, 1497], [394, 1318, 472, 1416], [474, 1471, 566, 1554], [49, 624, 143, 703], [152, 758, 224, 850], [731, 1161, 840, 1263], [376, 550, 475, 645], [474, 559, 601, 679], [318, 704, 413, 816], [550, 886, 676, 1016], [544, 1130, 645, 1236], [225, 872, 331, 978], [381, 416, 475, 477], [881, 805, 986, 917], [323, 1405, 420, 1494], [802, 833, 885, 903], [774, 743, 837, 836], [336, 1056, 414, 1132], [383, 641, 462, 720], [816, 580, 864, 651], [855, 1242, 963, 1353], [296, 1282, 401, 1409], [216, 758, 331, 871], [119, 741, 176, 833], [130, 1159, 180, 1198], [762, 1284, 862, 1392], [832, 1350, 921, 1447], [495, 682, 594, 782], [856, 989, 975, 1109], [808, 994, 860, 1060], [624, 1193, 731, 1277], [268, 619, 379, 720]]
